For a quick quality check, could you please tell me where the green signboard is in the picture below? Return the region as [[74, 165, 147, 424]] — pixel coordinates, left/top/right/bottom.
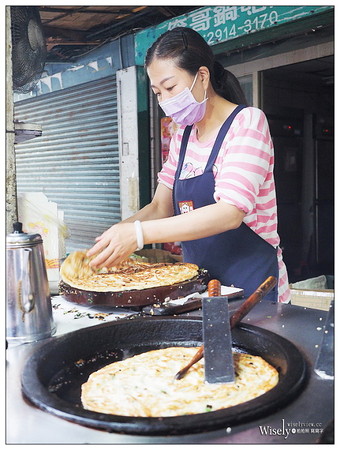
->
[[135, 5, 333, 65]]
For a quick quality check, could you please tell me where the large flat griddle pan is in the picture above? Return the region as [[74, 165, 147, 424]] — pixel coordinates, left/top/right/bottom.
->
[[21, 317, 307, 436], [59, 270, 209, 308]]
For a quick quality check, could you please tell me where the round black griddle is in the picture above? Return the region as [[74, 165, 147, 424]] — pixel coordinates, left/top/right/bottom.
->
[[59, 270, 209, 307], [21, 317, 307, 436]]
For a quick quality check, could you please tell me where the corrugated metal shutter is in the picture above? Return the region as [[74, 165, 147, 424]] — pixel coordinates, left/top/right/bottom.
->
[[14, 76, 120, 252]]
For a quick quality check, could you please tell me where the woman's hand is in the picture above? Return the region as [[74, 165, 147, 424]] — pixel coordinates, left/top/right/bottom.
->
[[86, 222, 137, 269], [86, 184, 173, 269]]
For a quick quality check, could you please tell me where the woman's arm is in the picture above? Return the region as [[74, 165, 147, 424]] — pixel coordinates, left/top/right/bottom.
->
[[142, 200, 244, 245], [88, 184, 244, 269]]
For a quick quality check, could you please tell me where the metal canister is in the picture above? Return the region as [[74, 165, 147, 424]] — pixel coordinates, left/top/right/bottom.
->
[[6, 222, 56, 342]]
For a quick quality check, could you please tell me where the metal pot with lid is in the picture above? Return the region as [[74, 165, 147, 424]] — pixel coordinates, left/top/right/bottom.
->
[[6, 222, 56, 342]]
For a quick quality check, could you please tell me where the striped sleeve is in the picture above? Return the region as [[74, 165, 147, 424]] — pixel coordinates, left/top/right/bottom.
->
[[214, 107, 273, 215]]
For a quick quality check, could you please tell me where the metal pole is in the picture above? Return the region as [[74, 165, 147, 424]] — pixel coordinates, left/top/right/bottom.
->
[[6, 6, 18, 233]]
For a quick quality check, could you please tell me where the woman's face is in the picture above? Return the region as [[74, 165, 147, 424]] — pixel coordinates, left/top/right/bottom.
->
[[147, 58, 205, 103]]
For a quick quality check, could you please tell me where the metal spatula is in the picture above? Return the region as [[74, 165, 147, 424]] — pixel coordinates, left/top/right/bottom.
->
[[175, 276, 277, 381], [202, 280, 234, 383]]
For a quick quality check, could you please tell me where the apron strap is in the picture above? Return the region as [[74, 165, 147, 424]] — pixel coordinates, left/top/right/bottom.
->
[[174, 125, 193, 181], [205, 104, 246, 171]]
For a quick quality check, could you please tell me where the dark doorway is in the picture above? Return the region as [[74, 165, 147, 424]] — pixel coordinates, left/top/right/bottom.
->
[[262, 56, 334, 282]]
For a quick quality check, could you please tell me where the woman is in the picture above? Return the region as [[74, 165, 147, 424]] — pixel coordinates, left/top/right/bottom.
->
[[87, 27, 290, 303]]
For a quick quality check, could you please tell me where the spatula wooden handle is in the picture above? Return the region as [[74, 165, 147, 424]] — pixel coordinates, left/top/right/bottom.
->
[[174, 346, 204, 380], [174, 276, 277, 380], [207, 279, 221, 297], [229, 276, 277, 329]]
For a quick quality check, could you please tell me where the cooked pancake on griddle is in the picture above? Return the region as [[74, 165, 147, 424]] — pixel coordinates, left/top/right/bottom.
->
[[81, 346, 279, 417], [60, 250, 199, 292]]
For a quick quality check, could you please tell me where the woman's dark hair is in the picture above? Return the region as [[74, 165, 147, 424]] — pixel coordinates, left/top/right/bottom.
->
[[145, 27, 247, 105]]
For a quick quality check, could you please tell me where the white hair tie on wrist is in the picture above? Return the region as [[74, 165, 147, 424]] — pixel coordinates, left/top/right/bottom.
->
[[134, 220, 144, 251]]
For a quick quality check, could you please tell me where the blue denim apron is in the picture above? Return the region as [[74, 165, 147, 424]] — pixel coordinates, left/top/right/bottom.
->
[[173, 105, 279, 301]]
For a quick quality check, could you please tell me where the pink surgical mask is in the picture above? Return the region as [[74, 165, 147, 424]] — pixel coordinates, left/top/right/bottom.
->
[[159, 73, 207, 126]]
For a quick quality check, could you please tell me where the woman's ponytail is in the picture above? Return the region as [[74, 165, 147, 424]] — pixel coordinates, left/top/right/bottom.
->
[[213, 61, 248, 105]]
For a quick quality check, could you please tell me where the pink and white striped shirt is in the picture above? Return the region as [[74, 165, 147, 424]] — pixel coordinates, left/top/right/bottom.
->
[[158, 107, 290, 303]]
